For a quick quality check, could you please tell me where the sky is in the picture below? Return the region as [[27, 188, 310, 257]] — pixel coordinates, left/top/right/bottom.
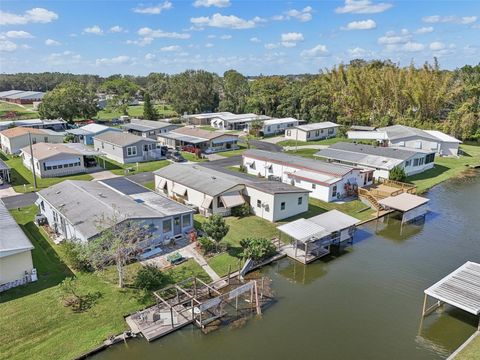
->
[[0, 0, 479, 76]]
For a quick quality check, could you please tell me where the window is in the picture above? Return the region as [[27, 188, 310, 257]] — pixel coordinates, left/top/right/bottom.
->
[[257, 199, 261, 208], [298, 197, 303, 205], [328, 128, 334, 135], [405, 160, 411, 167], [307, 132, 311, 138], [174, 217, 181, 226], [286, 130, 291, 136], [280, 202, 286, 210], [332, 185, 337, 197], [32, 138, 37, 144], [127, 146, 137, 157], [414, 141, 422, 149], [182, 214, 191, 227], [315, 130, 320, 136], [368, 172, 373, 182], [162, 219, 172, 233], [101, 142, 104, 149], [144, 144, 149, 151], [312, 183, 316, 189], [413, 158, 419, 166], [44, 137, 48, 143], [52, 165, 58, 170], [425, 153, 435, 164], [419, 158, 424, 165]]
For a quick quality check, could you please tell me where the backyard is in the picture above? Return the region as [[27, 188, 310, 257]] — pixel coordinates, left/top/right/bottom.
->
[[0, 205, 209, 360], [0, 151, 92, 193], [0, 101, 39, 120], [99, 156, 170, 176], [95, 104, 176, 121]]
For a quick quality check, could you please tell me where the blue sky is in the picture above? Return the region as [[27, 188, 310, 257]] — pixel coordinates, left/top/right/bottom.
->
[[0, 1, 478, 76]]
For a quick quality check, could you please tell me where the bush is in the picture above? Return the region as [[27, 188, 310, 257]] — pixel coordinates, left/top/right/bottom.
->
[[389, 166, 407, 182], [198, 236, 216, 254], [231, 203, 250, 217], [134, 265, 167, 291], [62, 241, 92, 272], [239, 237, 276, 261]]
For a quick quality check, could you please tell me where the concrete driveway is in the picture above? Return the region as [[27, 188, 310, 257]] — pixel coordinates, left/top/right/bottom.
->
[[2, 192, 38, 209]]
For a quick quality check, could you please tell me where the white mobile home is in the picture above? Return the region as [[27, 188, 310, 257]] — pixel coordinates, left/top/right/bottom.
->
[[285, 122, 340, 142], [123, 119, 179, 140], [0, 127, 65, 154], [154, 164, 309, 222], [315, 142, 435, 179], [253, 117, 299, 136], [242, 149, 373, 202]]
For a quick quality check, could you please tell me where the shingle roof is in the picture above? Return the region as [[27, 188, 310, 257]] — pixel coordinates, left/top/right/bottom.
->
[[295, 122, 340, 131], [38, 180, 188, 240], [0, 200, 34, 257], [243, 149, 356, 176], [94, 131, 155, 147]]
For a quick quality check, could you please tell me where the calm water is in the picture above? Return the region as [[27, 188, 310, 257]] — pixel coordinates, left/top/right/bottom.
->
[[95, 170, 480, 360]]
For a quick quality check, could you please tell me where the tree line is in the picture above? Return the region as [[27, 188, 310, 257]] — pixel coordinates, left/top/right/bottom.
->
[[3, 59, 478, 140]]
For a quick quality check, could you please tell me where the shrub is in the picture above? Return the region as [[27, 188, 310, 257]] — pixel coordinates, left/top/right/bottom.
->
[[389, 166, 407, 182], [62, 241, 92, 272], [240, 237, 276, 261], [198, 236, 216, 254], [202, 215, 229, 251], [134, 265, 167, 291], [231, 203, 250, 217]]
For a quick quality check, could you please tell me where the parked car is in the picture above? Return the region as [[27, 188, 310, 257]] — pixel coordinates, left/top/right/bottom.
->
[[167, 151, 186, 162]]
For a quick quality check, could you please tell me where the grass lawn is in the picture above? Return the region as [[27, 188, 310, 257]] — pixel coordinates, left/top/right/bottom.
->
[[99, 156, 170, 175], [0, 205, 209, 360], [284, 148, 319, 158], [277, 137, 352, 147], [95, 104, 177, 121], [408, 144, 480, 193], [0, 101, 39, 120], [180, 151, 208, 162], [143, 180, 155, 190], [0, 152, 93, 193], [455, 333, 480, 360], [215, 143, 250, 158]]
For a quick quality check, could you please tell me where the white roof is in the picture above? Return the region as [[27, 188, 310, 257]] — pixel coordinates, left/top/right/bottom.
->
[[347, 130, 388, 140], [262, 117, 299, 126], [424, 130, 462, 143], [296, 122, 340, 131], [0, 200, 34, 258], [288, 169, 342, 185], [378, 193, 429, 212], [80, 123, 113, 134], [425, 261, 480, 315]]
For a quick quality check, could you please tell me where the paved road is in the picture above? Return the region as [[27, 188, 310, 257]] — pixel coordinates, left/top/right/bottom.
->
[[249, 139, 282, 152], [2, 192, 38, 209], [126, 171, 154, 185]]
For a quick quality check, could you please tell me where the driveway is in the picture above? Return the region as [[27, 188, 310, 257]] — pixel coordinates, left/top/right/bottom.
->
[[89, 170, 119, 181], [126, 171, 154, 185], [2, 192, 38, 209], [283, 144, 329, 151], [249, 139, 282, 152], [201, 155, 242, 168], [260, 136, 285, 144]]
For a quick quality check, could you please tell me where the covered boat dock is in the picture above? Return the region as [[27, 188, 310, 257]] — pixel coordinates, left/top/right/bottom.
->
[[422, 261, 480, 329], [277, 209, 359, 264], [378, 192, 429, 224]]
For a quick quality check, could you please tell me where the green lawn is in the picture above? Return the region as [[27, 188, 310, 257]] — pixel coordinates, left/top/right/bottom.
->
[[408, 144, 480, 193], [0, 101, 39, 120], [284, 148, 319, 158], [277, 137, 353, 147], [0, 206, 209, 360], [180, 151, 208, 162], [99, 156, 170, 175], [455, 333, 480, 360], [143, 181, 155, 190], [95, 105, 177, 121], [215, 143, 250, 158], [0, 152, 93, 193]]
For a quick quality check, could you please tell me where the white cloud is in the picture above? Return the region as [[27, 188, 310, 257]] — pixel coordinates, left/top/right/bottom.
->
[[284, 6, 313, 22], [281, 32, 304, 42], [250, 37, 261, 43], [348, 47, 367, 56], [301, 44, 328, 58], [95, 55, 131, 66], [0, 40, 17, 52], [264, 43, 279, 49], [220, 34, 232, 40], [0, 8, 58, 25], [3, 31, 34, 39], [110, 26, 126, 33], [422, 15, 477, 24], [342, 19, 376, 30], [45, 39, 61, 46], [44, 51, 82, 66], [133, 1, 172, 14], [193, 0, 230, 8], [378, 29, 411, 45], [415, 26, 434, 34], [137, 27, 191, 39], [402, 42, 424, 52], [429, 41, 445, 51], [205, 43, 214, 48], [145, 53, 156, 60], [191, 13, 260, 29], [160, 45, 182, 51], [84, 25, 103, 35], [335, 0, 392, 14]]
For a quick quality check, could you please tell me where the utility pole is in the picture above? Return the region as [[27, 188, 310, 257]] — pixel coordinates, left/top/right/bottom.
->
[[28, 131, 37, 191]]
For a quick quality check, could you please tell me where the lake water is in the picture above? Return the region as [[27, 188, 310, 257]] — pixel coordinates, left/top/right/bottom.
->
[[94, 170, 480, 360]]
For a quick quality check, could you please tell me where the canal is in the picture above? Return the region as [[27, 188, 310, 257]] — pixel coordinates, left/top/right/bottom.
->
[[94, 170, 480, 360]]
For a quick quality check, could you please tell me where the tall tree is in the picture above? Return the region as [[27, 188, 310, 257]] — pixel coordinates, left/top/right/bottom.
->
[[100, 77, 140, 115], [38, 81, 98, 123], [202, 215, 229, 251], [143, 92, 158, 120], [219, 69, 250, 113]]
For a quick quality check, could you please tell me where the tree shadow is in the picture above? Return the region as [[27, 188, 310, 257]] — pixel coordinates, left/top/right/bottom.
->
[[9, 167, 30, 187], [68, 291, 103, 313], [407, 164, 450, 183]]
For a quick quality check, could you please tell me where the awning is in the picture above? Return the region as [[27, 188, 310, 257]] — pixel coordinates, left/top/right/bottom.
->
[[157, 179, 166, 190], [201, 196, 213, 209], [220, 192, 245, 208], [172, 183, 187, 196]]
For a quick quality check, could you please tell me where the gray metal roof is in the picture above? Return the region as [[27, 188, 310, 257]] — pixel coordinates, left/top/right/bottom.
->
[[244, 149, 356, 176], [315, 148, 404, 171], [379, 125, 439, 141], [123, 120, 175, 132], [0, 200, 34, 257], [93, 131, 155, 147], [0, 159, 10, 171], [425, 261, 480, 315], [0, 90, 24, 97], [38, 180, 189, 240], [7, 91, 45, 100], [157, 131, 207, 144], [330, 142, 426, 160]]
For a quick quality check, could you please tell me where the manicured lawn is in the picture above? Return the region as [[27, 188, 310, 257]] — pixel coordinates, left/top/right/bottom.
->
[[0, 152, 93, 193], [290, 198, 375, 222], [215, 143, 250, 158], [0, 206, 209, 360], [180, 151, 208, 162], [99, 156, 170, 175], [408, 144, 480, 193], [455, 333, 480, 360], [95, 104, 177, 121], [0, 101, 39, 120], [277, 137, 352, 147], [207, 252, 244, 277], [143, 180, 155, 190], [284, 148, 319, 158]]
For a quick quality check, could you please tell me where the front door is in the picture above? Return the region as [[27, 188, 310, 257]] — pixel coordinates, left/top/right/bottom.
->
[[173, 216, 181, 235]]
